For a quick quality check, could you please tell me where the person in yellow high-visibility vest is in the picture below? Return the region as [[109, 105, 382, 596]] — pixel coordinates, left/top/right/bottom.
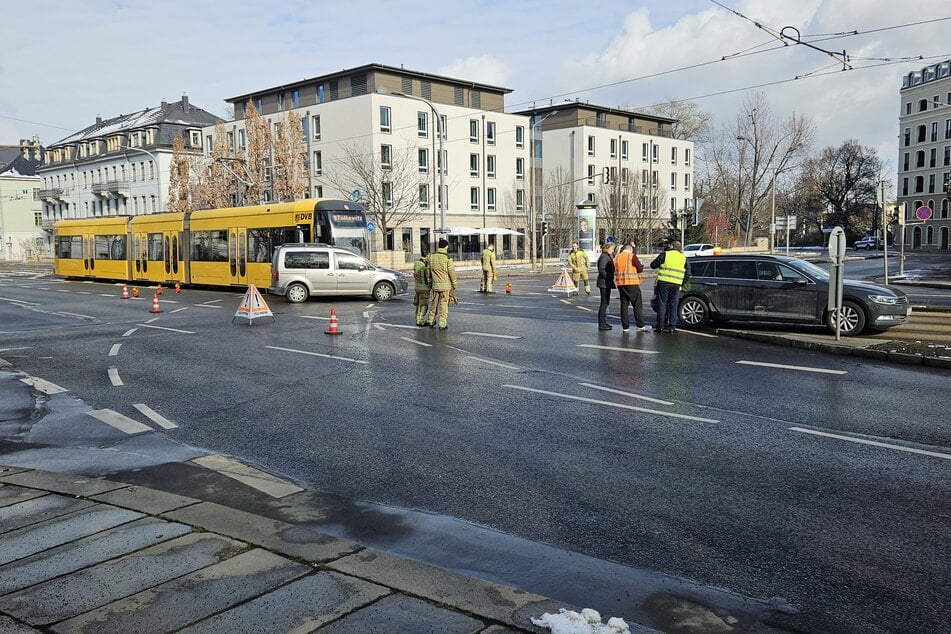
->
[[480, 243, 497, 293], [650, 240, 690, 333], [567, 243, 591, 295]]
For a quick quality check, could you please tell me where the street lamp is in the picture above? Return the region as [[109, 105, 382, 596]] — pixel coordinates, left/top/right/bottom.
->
[[390, 90, 445, 232], [529, 110, 558, 271], [120, 145, 162, 213]]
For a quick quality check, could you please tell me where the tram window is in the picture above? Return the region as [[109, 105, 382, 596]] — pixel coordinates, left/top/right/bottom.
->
[[191, 231, 211, 261], [147, 233, 164, 260], [58, 237, 82, 258], [190, 230, 228, 261], [210, 230, 228, 261], [96, 234, 126, 260]]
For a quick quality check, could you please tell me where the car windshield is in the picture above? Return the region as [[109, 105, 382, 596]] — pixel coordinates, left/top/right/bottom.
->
[[786, 258, 829, 281]]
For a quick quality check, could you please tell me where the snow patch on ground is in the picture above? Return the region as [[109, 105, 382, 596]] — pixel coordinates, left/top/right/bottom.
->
[[531, 608, 631, 634]]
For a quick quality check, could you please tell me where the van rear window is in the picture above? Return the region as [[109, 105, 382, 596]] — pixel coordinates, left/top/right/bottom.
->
[[285, 252, 329, 269]]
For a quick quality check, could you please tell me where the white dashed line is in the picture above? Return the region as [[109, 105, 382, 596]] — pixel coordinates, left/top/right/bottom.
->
[[467, 357, 518, 370], [301, 315, 330, 321], [459, 332, 522, 339], [577, 344, 659, 355], [790, 427, 951, 461], [133, 403, 178, 429], [87, 409, 152, 434], [377, 323, 418, 329], [144, 317, 160, 324], [579, 382, 675, 405], [19, 376, 67, 395], [575, 306, 593, 312], [504, 385, 719, 423], [108, 367, 124, 386], [265, 345, 369, 365], [736, 360, 847, 375], [171, 307, 189, 313], [122, 328, 138, 337], [135, 323, 195, 334], [109, 344, 122, 357], [191, 455, 303, 498], [401, 337, 432, 347]]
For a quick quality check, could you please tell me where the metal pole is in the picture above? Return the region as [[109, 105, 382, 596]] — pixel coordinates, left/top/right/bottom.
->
[[395, 92, 444, 231], [121, 146, 161, 213], [899, 202, 906, 277], [881, 181, 889, 285], [769, 164, 776, 254]]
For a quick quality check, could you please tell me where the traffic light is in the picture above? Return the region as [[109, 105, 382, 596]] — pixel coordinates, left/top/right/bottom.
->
[[541, 221, 549, 236]]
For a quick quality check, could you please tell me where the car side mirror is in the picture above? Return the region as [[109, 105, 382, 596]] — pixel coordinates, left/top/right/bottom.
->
[[792, 278, 807, 286]]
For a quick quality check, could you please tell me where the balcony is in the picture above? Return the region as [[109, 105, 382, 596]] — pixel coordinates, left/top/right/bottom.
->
[[38, 188, 66, 201], [91, 180, 130, 197]]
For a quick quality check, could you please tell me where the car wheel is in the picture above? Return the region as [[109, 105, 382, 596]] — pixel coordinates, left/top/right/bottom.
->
[[679, 295, 710, 328], [286, 283, 309, 303], [865, 244, 872, 250], [827, 300, 866, 336], [372, 281, 395, 302]]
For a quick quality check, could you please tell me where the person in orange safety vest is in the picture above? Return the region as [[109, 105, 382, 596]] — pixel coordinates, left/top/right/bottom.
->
[[614, 241, 648, 333]]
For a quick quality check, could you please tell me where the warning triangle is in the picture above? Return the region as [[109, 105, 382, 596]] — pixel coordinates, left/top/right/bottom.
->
[[548, 268, 578, 295], [233, 284, 275, 325]]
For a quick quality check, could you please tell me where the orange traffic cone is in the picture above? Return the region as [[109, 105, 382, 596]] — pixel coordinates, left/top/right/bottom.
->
[[174, 282, 181, 294], [132, 287, 139, 298], [506, 282, 512, 294], [149, 293, 161, 314], [156, 284, 163, 296], [121, 284, 129, 299], [325, 308, 341, 335]]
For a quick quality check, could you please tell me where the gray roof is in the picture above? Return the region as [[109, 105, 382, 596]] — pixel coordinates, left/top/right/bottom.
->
[[49, 97, 222, 147], [0, 146, 41, 176]]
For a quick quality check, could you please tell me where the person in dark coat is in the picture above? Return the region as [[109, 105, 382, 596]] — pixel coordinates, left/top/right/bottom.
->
[[596, 242, 616, 330]]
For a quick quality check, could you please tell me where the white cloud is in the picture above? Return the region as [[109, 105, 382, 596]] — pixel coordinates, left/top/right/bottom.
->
[[439, 56, 512, 89]]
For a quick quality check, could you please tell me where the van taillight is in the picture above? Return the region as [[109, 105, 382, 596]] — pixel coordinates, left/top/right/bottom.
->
[[272, 270, 279, 281]]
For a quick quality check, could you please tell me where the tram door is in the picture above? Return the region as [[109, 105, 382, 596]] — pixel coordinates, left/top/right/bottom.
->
[[164, 231, 180, 281], [83, 234, 95, 275], [133, 232, 148, 281], [228, 228, 247, 286]]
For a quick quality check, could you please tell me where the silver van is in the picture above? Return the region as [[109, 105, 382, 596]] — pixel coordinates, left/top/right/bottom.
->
[[269, 243, 408, 303]]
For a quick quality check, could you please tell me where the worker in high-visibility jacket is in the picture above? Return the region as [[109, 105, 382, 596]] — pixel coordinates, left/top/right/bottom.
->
[[650, 240, 690, 333], [567, 243, 591, 295], [426, 239, 457, 330], [480, 243, 497, 293], [614, 241, 648, 332], [412, 249, 431, 326]]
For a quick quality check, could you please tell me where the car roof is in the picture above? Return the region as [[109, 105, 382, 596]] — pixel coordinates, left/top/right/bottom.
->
[[690, 254, 798, 263]]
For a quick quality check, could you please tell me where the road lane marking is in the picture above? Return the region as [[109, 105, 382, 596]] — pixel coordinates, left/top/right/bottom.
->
[[363, 311, 371, 318], [736, 360, 847, 375], [135, 323, 195, 334], [57, 311, 96, 319], [0, 296, 38, 305], [76, 291, 92, 295], [171, 307, 189, 313], [401, 336, 432, 347], [191, 455, 303, 498], [679, 329, 717, 338], [577, 344, 659, 355], [504, 385, 719, 423], [365, 303, 375, 308], [108, 367, 123, 386], [559, 299, 571, 305], [575, 306, 593, 312], [0, 346, 33, 352], [301, 315, 330, 321], [201, 299, 223, 304], [266, 345, 369, 365], [133, 403, 178, 429], [579, 382, 675, 405], [790, 427, 951, 461], [459, 332, 522, 339], [468, 357, 518, 370], [194, 304, 222, 309], [377, 323, 418, 329], [19, 376, 67, 394], [99, 293, 113, 297], [122, 328, 138, 337], [144, 317, 159, 324], [373, 323, 386, 331], [87, 409, 152, 434], [108, 344, 122, 357]]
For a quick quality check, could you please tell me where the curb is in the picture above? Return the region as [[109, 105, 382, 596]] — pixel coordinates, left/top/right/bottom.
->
[[715, 329, 951, 370]]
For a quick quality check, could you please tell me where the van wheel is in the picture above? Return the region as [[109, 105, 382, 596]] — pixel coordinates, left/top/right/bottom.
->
[[679, 296, 710, 328], [827, 300, 866, 336], [372, 282, 395, 302], [286, 283, 309, 303]]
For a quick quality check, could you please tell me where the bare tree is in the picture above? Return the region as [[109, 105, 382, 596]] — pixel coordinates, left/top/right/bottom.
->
[[804, 140, 883, 238], [321, 142, 422, 247], [193, 121, 237, 210], [243, 102, 271, 205], [167, 135, 191, 214], [272, 110, 307, 202], [642, 97, 713, 143]]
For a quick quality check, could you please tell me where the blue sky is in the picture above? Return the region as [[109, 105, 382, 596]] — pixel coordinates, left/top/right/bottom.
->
[[2, 0, 949, 181]]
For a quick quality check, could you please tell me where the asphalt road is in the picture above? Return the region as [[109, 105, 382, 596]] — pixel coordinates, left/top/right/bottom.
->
[[0, 268, 949, 633]]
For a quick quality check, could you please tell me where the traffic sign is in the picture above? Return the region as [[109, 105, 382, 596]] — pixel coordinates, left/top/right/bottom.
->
[[916, 206, 933, 221], [827, 226, 846, 263], [347, 189, 364, 202], [366, 221, 375, 232]]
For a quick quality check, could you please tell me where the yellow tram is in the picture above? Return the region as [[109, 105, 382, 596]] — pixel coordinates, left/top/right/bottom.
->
[[53, 199, 369, 289]]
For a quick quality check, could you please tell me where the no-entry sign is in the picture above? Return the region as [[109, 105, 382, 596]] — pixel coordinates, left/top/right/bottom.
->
[[916, 206, 933, 221]]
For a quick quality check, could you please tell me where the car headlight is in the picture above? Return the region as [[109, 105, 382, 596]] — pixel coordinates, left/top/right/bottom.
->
[[868, 294, 898, 305]]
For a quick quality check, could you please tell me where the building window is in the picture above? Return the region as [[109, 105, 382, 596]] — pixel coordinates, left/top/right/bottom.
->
[[317, 84, 325, 103], [381, 144, 392, 170], [903, 153, 909, 171], [239, 129, 246, 149], [486, 121, 496, 145], [642, 143, 649, 161], [621, 140, 629, 160], [418, 111, 428, 137], [610, 138, 617, 158], [685, 148, 691, 166], [915, 175, 924, 193], [588, 136, 596, 157], [380, 106, 392, 133], [906, 102, 912, 115], [916, 151, 925, 168], [929, 174, 936, 193], [904, 128, 911, 146], [314, 185, 323, 198], [515, 157, 524, 180], [470, 120, 479, 143], [487, 188, 496, 211], [418, 148, 429, 173], [254, 98, 263, 113], [671, 146, 678, 164], [301, 117, 308, 141], [312, 115, 321, 141], [470, 153, 479, 177], [621, 168, 629, 184], [945, 119, 951, 140], [515, 126, 524, 148], [313, 151, 322, 176], [292, 89, 299, 108], [382, 182, 393, 207], [652, 144, 659, 163], [516, 189, 524, 210], [587, 164, 595, 185], [931, 148, 937, 168], [684, 174, 691, 190], [439, 115, 447, 140], [470, 187, 479, 210], [671, 172, 677, 188], [419, 184, 429, 208], [918, 125, 926, 143], [652, 171, 659, 187], [945, 146, 950, 166], [919, 99, 928, 112], [902, 178, 908, 195], [487, 155, 496, 178], [278, 93, 285, 111], [932, 121, 939, 142]]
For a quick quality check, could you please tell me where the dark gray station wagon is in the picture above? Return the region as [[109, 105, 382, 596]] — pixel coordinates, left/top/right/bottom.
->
[[678, 254, 910, 336]]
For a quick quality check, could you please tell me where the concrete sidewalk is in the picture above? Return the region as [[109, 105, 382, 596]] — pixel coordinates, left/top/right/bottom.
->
[[1, 465, 609, 634]]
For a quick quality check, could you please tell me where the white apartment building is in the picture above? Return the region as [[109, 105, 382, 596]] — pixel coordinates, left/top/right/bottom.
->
[[517, 103, 695, 244], [215, 64, 531, 260], [36, 96, 221, 228], [897, 59, 951, 250]]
